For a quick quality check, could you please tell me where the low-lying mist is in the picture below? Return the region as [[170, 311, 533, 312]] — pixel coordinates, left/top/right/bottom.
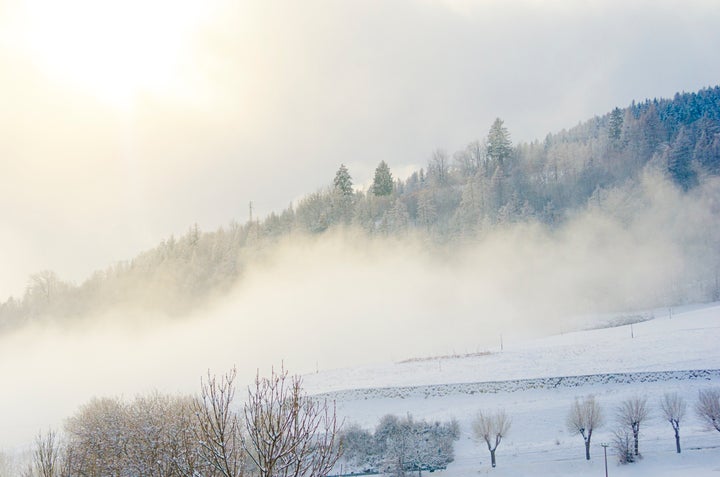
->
[[2, 172, 718, 451]]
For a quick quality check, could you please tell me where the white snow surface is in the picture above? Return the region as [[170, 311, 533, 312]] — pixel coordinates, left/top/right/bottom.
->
[[303, 303, 720, 477]]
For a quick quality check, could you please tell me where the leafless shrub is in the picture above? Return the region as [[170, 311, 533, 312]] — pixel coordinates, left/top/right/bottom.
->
[[612, 428, 635, 465]]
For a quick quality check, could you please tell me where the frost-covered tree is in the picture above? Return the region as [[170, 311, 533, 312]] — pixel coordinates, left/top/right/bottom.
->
[[64, 397, 129, 477], [242, 366, 341, 477], [696, 388, 720, 433], [33, 429, 60, 477], [195, 368, 244, 477], [331, 164, 355, 224], [416, 191, 437, 231], [372, 161, 394, 196], [427, 149, 450, 186], [339, 424, 380, 472], [341, 415, 458, 477], [566, 395, 604, 460], [660, 392, 686, 453], [486, 118, 512, 170], [608, 107, 624, 146], [333, 164, 354, 197], [472, 409, 510, 468], [617, 396, 649, 457]]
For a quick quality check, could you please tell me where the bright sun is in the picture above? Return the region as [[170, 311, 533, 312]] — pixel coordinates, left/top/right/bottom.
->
[[18, 0, 209, 109]]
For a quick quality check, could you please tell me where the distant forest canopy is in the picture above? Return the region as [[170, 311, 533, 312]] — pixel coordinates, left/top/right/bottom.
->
[[2, 86, 720, 329]]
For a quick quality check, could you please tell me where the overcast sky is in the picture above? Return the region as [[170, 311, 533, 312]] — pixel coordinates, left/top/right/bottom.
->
[[1, 0, 719, 298]]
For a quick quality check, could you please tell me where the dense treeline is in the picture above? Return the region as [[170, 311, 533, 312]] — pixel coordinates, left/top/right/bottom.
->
[[2, 86, 720, 328]]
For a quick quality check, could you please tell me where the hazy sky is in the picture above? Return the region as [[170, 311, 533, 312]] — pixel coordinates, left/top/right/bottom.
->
[[1, 0, 720, 297]]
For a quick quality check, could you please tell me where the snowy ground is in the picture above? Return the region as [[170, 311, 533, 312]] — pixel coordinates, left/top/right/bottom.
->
[[304, 303, 720, 476]]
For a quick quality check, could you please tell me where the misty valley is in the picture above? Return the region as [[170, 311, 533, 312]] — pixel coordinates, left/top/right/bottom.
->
[[2, 86, 720, 476]]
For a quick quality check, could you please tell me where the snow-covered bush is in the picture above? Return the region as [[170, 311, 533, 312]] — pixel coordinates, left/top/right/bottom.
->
[[339, 414, 459, 476]]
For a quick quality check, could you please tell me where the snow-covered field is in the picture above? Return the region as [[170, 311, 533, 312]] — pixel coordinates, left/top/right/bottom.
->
[[304, 303, 720, 476]]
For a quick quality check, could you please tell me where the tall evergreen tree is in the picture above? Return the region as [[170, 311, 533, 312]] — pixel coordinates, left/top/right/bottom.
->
[[372, 161, 394, 196], [667, 126, 697, 190], [486, 118, 513, 170], [608, 107, 624, 147], [333, 164, 354, 197]]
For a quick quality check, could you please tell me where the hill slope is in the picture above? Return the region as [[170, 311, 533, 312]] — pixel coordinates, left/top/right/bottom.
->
[[3, 87, 720, 328], [304, 304, 720, 476]]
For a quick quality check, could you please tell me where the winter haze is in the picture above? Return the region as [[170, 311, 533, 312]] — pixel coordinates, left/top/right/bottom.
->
[[2, 171, 719, 449], [1, 0, 720, 296], [1, 0, 720, 461]]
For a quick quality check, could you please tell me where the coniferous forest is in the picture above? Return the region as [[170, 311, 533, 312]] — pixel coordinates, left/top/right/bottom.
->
[[2, 86, 720, 329]]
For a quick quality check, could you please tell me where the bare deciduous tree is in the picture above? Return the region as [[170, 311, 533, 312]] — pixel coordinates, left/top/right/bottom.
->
[[617, 396, 649, 457], [566, 395, 603, 460], [695, 388, 720, 433], [33, 429, 59, 477], [242, 365, 342, 477], [660, 392, 686, 453], [194, 367, 245, 477], [472, 410, 510, 468]]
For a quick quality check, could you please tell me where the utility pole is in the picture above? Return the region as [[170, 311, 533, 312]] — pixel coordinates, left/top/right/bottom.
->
[[601, 443, 609, 477], [500, 333, 504, 352], [249, 201, 254, 223]]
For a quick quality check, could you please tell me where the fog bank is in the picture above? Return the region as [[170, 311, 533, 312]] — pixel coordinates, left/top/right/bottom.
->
[[2, 173, 719, 451]]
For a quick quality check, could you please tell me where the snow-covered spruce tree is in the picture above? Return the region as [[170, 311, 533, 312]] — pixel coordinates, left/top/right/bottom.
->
[[472, 409, 511, 468], [566, 395, 604, 460], [486, 118, 512, 170], [696, 388, 720, 432], [242, 366, 342, 477], [331, 164, 355, 224], [333, 164, 354, 197], [660, 392, 687, 453], [372, 161, 394, 196], [617, 396, 649, 457]]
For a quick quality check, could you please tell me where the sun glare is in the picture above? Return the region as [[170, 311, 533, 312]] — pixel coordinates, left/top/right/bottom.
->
[[18, 0, 209, 109]]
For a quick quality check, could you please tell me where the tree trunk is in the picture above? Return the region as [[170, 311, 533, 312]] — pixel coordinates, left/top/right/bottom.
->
[[584, 439, 591, 460], [674, 428, 681, 454], [633, 434, 639, 456], [632, 426, 640, 456], [490, 449, 496, 468]]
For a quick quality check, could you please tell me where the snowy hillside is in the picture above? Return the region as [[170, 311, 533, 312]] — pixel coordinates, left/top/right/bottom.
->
[[304, 304, 720, 476]]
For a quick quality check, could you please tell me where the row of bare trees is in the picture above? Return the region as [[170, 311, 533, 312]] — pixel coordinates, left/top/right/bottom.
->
[[24, 366, 342, 477], [21, 380, 720, 475], [567, 389, 720, 464]]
